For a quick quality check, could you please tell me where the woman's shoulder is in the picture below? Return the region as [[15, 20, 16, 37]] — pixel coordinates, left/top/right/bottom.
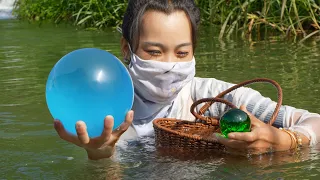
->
[[190, 77, 231, 100], [191, 77, 236, 90], [190, 77, 258, 101]]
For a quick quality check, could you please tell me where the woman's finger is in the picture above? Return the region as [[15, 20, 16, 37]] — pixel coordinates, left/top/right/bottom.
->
[[54, 120, 82, 146], [111, 110, 134, 140], [76, 121, 90, 145], [54, 119, 65, 138], [97, 115, 114, 142], [227, 132, 258, 142], [239, 105, 256, 121], [215, 133, 248, 149], [239, 105, 264, 127], [87, 116, 114, 148], [216, 133, 267, 155]]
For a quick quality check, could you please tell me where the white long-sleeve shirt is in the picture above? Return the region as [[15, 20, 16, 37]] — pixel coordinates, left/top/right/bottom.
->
[[122, 77, 320, 146]]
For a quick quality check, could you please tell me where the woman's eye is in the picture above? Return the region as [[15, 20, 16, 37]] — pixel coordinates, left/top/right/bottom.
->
[[177, 52, 189, 58], [147, 50, 161, 56]]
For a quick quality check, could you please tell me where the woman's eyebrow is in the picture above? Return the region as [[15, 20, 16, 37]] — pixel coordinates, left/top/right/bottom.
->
[[142, 42, 192, 49], [142, 42, 165, 49], [176, 42, 192, 49]]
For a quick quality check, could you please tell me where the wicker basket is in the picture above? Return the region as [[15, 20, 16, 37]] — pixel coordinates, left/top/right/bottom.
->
[[153, 78, 283, 152]]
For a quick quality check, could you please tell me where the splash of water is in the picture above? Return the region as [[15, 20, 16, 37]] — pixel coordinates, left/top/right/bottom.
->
[[0, 0, 15, 19]]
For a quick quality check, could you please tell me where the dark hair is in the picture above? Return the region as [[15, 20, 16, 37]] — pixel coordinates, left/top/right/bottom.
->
[[121, 0, 201, 53]]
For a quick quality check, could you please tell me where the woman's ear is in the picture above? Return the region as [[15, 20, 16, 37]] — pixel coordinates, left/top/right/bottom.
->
[[120, 37, 130, 60]]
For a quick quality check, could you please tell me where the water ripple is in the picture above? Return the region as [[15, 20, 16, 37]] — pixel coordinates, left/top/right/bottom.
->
[[0, 20, 319, 179]]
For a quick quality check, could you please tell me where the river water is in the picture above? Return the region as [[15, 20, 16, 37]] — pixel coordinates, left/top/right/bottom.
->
[[1, 19, 320, 179]]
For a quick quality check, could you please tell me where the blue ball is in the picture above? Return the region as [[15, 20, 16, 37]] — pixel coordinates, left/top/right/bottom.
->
[[46, 48, 134, 138]]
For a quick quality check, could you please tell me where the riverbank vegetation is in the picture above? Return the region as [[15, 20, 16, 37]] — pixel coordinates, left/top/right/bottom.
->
[[12, 0, 320, 42]]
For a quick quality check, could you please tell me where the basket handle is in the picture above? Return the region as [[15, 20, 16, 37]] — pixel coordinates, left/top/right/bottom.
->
[[190, 97, 237, 125], [190, 78, 283, 125]]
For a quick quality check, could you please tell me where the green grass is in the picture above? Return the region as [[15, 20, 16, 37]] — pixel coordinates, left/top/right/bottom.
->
[[13, 0, 127, 29], [13, 0, 320, 41]]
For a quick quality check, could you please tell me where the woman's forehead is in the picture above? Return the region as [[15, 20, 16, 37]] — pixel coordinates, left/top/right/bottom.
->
[[139, 10, 192, 44]]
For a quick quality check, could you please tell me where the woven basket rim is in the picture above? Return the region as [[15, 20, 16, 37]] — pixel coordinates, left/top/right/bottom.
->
[[153, 118, 219, 143], [153, 78, 282, 152]]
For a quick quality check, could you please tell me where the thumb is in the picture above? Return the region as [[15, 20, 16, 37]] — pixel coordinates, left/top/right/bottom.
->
[[239, 105, 264, 127], [239, 105, 250, 114]]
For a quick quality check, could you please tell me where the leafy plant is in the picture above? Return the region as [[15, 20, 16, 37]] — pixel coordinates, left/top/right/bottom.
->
[[12, 0, 320, 41]]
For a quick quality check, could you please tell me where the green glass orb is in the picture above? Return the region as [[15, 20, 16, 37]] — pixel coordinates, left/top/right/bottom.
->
[[220, 108, 251, 138]]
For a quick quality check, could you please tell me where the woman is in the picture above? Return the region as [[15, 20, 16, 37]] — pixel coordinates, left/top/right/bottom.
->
[[54, 0, 320, 160]]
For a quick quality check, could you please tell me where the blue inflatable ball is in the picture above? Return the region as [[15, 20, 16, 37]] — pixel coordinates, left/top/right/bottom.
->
[[46, 48, 134, 138]]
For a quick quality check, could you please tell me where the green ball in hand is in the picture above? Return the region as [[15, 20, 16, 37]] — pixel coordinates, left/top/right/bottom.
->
[[220, 108, 251, 138]]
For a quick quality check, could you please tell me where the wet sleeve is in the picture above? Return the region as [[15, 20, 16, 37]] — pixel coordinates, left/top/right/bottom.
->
[[191, 78, 320, 146], [220, 82, 320, 146]]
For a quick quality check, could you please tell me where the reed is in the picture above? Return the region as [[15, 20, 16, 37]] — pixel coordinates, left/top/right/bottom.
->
[[13, 0, 127, 29], [13, 0, 320, 41]]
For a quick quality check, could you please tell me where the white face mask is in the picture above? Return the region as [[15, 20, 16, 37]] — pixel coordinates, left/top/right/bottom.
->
[[127, 50, 196, 104]]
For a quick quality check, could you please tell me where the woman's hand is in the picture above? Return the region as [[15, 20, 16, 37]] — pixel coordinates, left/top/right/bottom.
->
[[215, 106, 293, 155], [53, 110, 134, 160]]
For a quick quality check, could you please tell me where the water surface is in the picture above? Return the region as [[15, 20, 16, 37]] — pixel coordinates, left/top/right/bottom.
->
[[1, 20, 320, 179]]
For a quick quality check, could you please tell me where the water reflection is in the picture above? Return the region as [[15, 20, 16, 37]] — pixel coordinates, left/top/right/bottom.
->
[[0, 20, 319, 179], [73, 138, 320, 180]]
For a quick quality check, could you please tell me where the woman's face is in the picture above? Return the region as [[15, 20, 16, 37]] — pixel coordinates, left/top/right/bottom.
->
[[123, 10, 194, 62]]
